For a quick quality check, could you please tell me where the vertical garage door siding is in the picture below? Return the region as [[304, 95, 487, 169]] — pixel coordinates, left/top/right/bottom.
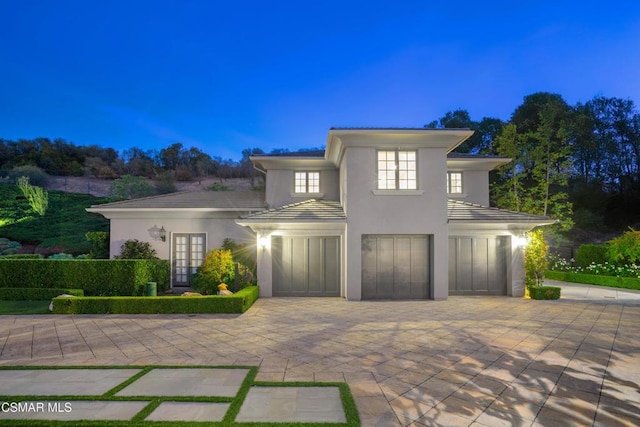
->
[[272, 236, 340, 296], [362, 235, 431, 300], [449, 236, 508, 295]]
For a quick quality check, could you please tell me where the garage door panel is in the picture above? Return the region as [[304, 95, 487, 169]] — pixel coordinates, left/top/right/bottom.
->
[[273, 236, 340, 297], [362, 235, 431, 300], [449, 236, 508, 295]]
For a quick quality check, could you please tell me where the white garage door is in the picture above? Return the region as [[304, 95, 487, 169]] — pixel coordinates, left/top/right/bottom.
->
[[449, 236, 509, 295], [362, 235, 431, 300]]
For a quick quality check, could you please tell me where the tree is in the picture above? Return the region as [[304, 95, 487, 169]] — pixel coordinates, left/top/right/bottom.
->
[[239, 147, 265, 186], [425, 109, 504, 154], [524, 228, 549, 289], [492, 93, 574, 231], [85, 231, 110, 259]]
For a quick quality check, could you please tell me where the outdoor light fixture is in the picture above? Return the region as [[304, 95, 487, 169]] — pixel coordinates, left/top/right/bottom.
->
[[258, 236, 269, 248], [514, 234, 529, 248], [159, 226, 167, 242]]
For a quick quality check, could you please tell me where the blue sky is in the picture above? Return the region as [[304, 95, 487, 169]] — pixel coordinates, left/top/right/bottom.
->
[[1, 1, 639, 160]]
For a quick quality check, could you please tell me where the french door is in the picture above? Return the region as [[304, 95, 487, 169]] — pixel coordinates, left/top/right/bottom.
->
[[172, 233, 206, 287]]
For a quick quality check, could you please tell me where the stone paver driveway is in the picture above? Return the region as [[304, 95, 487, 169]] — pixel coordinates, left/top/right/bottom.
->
[[1, 284, 640, 426]]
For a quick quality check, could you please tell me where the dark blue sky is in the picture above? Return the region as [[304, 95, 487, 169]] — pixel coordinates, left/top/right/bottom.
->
[[1, 1, 639, 160]]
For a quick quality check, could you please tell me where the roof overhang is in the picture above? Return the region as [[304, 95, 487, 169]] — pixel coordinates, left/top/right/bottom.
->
[[250, 156, 335, 172], [447, 157, 511, 171], [326, 128, 475, 165]]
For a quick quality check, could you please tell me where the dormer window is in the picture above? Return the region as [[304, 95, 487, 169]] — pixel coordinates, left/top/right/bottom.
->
[[447, 172, 463, 194], [377, 150, 417, 190], [294, 171, 320, 193]]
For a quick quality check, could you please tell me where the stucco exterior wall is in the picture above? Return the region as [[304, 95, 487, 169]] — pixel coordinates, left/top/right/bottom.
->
[[343, 146, 449, 300], [109, 215, 255, 259], [265, 169, 340, 208], [447, 169, 491, 205]]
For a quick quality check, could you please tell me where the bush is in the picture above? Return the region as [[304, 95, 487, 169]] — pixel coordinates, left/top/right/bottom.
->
[[115, 239, 158, 259], [0, 288, 84, 301], [222, 238, 256, 271], [207, 182, 230, 191], [52, 286, 259, 314], [109, 175, 155, 201], [0, 254, 43, 259], [86, 231, 109, 259], [575, 244, 609, 267], [529, 286, 561, 300], [525, 228, 549, 289], [154, 170, 178, 194], [9, 165, 48, 187], [192, 249, 235, 294], [607, 228, 640, 265], [545, 270, 640, 290], [48, 253, 74, 259], [17, 176, 48, 216], [0, 238, 22, 256], [0, 259, 169, 296]]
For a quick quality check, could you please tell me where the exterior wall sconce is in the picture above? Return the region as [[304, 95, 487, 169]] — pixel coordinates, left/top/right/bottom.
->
[[159, 226, 167, 242], [258, 236, 269, 248]]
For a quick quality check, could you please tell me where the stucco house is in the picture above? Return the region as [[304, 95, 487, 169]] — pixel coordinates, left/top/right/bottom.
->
[[88, 128, 552, 299]]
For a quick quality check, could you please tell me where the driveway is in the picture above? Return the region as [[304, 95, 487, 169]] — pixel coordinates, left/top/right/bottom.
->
[[1, 283, 639, 426]]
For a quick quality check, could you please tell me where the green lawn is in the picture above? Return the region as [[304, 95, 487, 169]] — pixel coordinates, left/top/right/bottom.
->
[[0, 300, 50, 315], [0, 184, 109, 254]]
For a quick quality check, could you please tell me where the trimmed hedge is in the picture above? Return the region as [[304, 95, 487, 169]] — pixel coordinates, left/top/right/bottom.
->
[[546, 270, 640, 290], [575, 244, 609, 267], [529, 286, 561, 300], [0, 287, 84, 301], [0, 259, 169, 296], [0, 254, 44, 259], [52, 286, 259, 314]]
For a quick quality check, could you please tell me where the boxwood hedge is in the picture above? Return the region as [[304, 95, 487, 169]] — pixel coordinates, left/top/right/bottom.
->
[[546, 270, 640, 290], [52, 285, 259, 314], [0, 259, 169, 296], [0, 287, 84, 301], [529, 286, 561, 300]]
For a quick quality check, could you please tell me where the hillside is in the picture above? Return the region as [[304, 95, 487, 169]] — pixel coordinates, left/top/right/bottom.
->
[[45, 176, 258, 197]]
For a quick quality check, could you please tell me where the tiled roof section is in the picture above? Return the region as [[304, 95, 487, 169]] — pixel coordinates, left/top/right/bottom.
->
[[240, 199, 346, 221], [262, 150, 326, 157], [448, 199, 552, 223], [89, 191, 265, 210], [447, 153, 508, 159]]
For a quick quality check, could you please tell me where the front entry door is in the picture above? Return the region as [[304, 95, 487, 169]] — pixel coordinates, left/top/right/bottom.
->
[[172, 233, 206, 287]]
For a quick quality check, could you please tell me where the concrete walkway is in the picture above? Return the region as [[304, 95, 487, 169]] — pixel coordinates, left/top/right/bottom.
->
[[1, 282, 640, 426]]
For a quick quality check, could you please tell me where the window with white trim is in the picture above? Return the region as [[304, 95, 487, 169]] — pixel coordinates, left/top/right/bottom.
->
[[294, 171, 320, 193], [447, 172, 463, 194], [377, 150, 417, 190]]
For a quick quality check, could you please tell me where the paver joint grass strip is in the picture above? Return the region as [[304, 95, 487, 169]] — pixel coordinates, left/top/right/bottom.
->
[[0, 365, 360, 426]]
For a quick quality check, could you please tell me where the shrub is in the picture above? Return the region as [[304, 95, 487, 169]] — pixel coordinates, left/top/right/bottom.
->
[[222, 238, 257, 271], [192, 249, 235, 294], [154, 170, 178, 194], [52, 285, 259, 314], [0, 253, 43, 259], [545, 270, 640, 290], [48, 253, 74, 259], [529, 286, 561, 300], [9, 165, 48, 187], [207, 182, 230, 191], [0, 259, 169, 296], [575, 244, 609, 267], [607, 228, 640, 265], [525, 228, 549, 289], [0, 238, 22, 256], [86, 231, 110, 259], [115, 239, 158, 259], [17, 176, 48, 216], [234, 263, 256, 291], [109, 175, 155, 201], [0, 288, 84, 301]]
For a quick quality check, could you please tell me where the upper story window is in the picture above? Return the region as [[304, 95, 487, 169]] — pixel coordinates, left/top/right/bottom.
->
[[447, 172, 463, 194], [294, 171, 320, 193], [377, 150, 417, 190]]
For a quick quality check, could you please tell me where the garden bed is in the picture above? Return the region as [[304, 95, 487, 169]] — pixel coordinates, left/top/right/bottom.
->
[[546, 271, 640, 290], [52, 286, 259, 314]]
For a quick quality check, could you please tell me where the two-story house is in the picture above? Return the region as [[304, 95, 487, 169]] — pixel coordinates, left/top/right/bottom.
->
[[88, 128, 552, 299]]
